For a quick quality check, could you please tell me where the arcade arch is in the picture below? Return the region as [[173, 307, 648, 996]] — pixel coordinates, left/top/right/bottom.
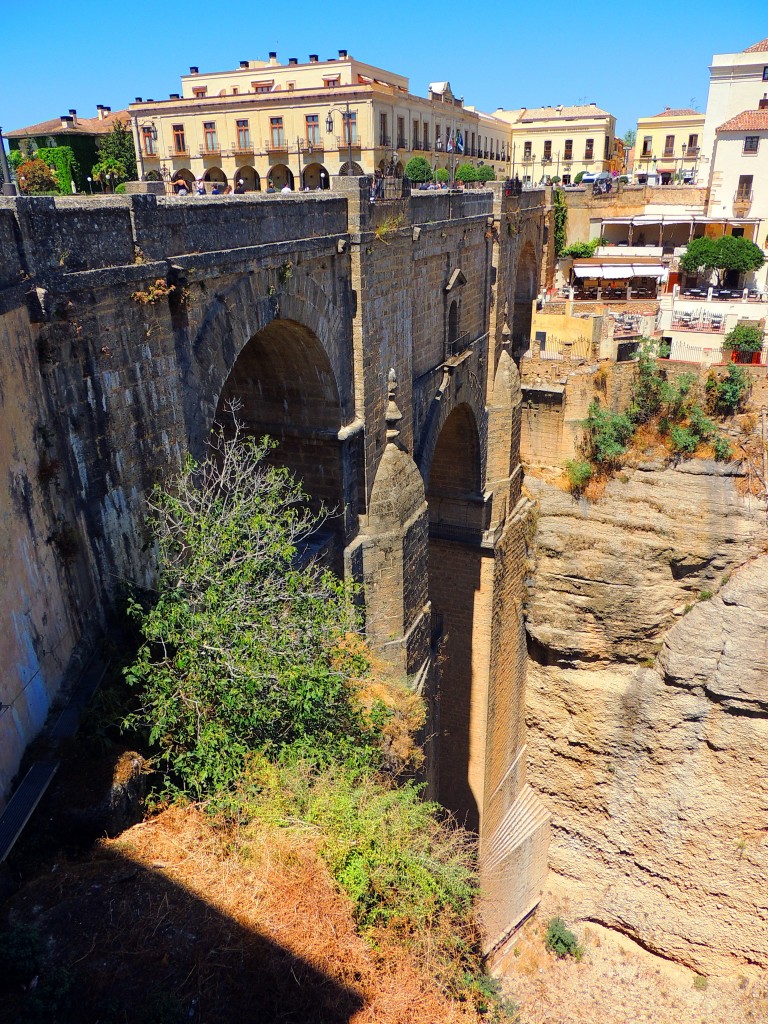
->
[[268, 164, 294, 190]]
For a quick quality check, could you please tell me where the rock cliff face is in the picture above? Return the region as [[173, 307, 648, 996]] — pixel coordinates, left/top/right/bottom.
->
[[525, 464, 768, 974]]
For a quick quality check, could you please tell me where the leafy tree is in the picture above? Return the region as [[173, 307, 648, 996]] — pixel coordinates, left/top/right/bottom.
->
[[454, 163, 479, 183], [125, 422, 376, 797], [16, 158, 58, 194], [574, 171, 585, 184], [725, 323, 764, 354], [9, 150, 23, 172], [403, 156, 432, 182], [35, 145, 81, 194], [680, 235, 765, 286], [622, 129, 637, 149], [93, 119, 137, 181], [433, 167, 449, 183], [475, 164, 496, 182], [553, 187, 568, 258], [91, 156, 129, 191]]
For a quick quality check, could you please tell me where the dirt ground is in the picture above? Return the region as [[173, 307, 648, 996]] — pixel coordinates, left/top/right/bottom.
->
[[499, 886, 768, 1024]]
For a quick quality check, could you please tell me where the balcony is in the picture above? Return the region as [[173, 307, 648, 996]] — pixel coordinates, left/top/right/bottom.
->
[[686, 146, 700, 157], [522, 154, 533, 163], [199, 143, 221, 157], [167, 146, 189, 159], [378, 134, 392, 148], [445, 331, 471, 361], [142, 149, 160, 161], [411, 139, 421, 151], [541, 155, 552, 165], [334, 136, 361, 151], [733, 189, 753, 214], [232, 140, 255, 156], [301, 137, 324, 153], [396, 136, 407, 149], [265, 137, 288, 154]]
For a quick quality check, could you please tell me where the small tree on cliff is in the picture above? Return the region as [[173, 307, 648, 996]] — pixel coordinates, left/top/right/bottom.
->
[[125, 420, 377, 796]]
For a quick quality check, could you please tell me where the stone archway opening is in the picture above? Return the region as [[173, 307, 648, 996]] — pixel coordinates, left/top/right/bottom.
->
[[426, 402, 487, 833], [513, 240, 538, 361], [203, 167, 228, 187], [235, 165, 260, 191], [268, 164, 294, 190], [214, 318, 345, 568], [303, 162, 330, 189], [338, 161, 364, 176]]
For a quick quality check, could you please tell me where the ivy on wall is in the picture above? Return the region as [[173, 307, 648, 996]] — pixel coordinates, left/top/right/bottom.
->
[[34, 146, 81, 195]]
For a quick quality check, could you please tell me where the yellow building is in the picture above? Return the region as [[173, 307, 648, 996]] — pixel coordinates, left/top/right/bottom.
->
[[634, 107, 705, 183], [128, 51, 511, 191], [494, 103, 617, 185]]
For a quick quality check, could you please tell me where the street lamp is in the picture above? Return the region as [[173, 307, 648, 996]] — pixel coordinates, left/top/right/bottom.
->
[[326, 103, 354, 176], [86, 176, 93, 194], [681, 142, 688, 183], [320, 171, 327, 190]]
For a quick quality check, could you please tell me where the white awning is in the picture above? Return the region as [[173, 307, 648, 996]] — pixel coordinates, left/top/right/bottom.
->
[[573, 263, 666, 279]]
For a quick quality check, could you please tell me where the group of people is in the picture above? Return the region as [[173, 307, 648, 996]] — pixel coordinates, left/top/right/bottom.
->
[[173, 177, 301, 196]]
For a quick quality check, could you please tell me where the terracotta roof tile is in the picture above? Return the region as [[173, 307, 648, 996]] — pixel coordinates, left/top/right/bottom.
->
[[5, 109, 129, 139], [717, 109, 768, 132], [744, 37, 768, 52], [650, 108, 700, 118]]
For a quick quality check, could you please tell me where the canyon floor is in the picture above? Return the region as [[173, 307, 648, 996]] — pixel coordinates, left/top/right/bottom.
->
[[501, 884, 768, 1024]]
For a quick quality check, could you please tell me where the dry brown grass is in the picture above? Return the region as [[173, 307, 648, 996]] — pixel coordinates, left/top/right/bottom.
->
[[1, 804, 483, 1024]]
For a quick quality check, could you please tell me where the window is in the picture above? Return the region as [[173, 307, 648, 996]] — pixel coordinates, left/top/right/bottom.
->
[[736, 174, 753, 199], [323, 76, 340, 87], [379, 112, 388, 146], [412, 119, 420, 149], [141, 126, 156, 156], [396, 117, 405, 148], [232, 87, 239, 95], [236, 119, 251, 149], [172, 124, 186, 154], [744, 135, 760, 153], [641, 136, 652, 157], [270, 117, 284, 148], [192, 86, 207, 98], [664, 134, 675, 157], [604, 136, 610, 159], [688, 133, 699, 153], [563, 138, 573, 161], [562, 174, 571, 185], [543, 139, 552, 162], [252, 81, 273, 93], [305, 114, 320, 145], [763, 66, 768, 81], [585, 138, 594, 159], [203, 121, 218, 152], [344, 112, 357, 144], [523, 140, 532, 160], [435, 123, 442, 151], [423, 121, 429, 149]]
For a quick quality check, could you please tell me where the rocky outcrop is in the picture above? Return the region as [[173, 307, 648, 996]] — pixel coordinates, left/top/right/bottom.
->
[[525, 464, 768, 973], [525, 462, 766, 665]]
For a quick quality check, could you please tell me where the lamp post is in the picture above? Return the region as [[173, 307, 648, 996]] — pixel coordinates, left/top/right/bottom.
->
[[681, 142, 687, 183], [320, 170, 326, 191], [0, 127, 17, 195], [326, 102, 354, 176], [87, 176, 92, 194]]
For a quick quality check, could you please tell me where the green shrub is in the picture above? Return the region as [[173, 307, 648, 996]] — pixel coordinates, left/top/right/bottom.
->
[[688, 403, 717, 440], [583, 400, 634, 465], [476, 164, 496, 182], [706, 364, 750, 415], [712, 434, 733, 461], [115, 182, 127, 194], [545, 917, 583, 960], [434, 167, 449, 183], [725, 323, 764, 354], [574, 171, 585, 184], [404, 156, 432, 183], [619, 175, 629, 183], [565, 459, 592, 494], [670, 425, 699, 454], [454, 163, 479, 183], [693, 974, 709, 991], [561, 237, 602, 259]]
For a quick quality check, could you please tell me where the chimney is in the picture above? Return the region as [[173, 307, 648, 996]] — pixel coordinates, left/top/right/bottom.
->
[[268, 51, 278, 64], [309, 54, 319, 63], [338, 49, 348, 58], [189, 66, 199, 74], [239, 60, 249, 68], [288, 57, 298, 65], [146, 98, 154, 103], [759, 95, 768, 110], [135, 97, 143, 103], [60, 115, 73, 130], [96, 103, 104, 120], [68, 108, 78, 126], [102, 105, 111, 114], [170, 93, 180, 100]]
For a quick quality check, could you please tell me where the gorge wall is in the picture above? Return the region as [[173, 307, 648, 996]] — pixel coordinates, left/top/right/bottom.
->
[[524, 461, 768, 974]]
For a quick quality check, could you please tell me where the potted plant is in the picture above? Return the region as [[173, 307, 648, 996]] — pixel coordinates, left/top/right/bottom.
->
[[725, 323, 765, 364]]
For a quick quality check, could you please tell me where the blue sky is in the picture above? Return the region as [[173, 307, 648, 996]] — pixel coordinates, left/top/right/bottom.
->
[[0, 2, 766, 138]]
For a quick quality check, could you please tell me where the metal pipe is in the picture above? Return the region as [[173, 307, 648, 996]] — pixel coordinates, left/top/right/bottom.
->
[[0, 127, 17, 195]]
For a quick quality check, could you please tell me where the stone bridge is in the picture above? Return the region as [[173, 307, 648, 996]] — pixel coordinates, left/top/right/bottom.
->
[[0, 178, 551, 947]]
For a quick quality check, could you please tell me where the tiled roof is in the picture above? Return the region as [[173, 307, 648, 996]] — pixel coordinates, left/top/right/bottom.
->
[[717, 109, 768, 132], [650, 108, 700, 118], [743, 37, 768, 52], [517, 104, 612, 121], [5, 109, 129, 139]]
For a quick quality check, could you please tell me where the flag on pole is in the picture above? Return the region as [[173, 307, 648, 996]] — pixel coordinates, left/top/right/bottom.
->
[[446, 129, 454, 153], [456, 130, 464, 155]]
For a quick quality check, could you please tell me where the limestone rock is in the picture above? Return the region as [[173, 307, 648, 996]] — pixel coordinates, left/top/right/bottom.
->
[[525, 463, 766, 665], [526, 538, 768, 972]]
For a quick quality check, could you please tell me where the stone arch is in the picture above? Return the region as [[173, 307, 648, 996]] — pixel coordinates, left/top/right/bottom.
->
[[235, 165, 260, 191], [214, 318, 346, 567], [512, 238, 538, 359], [172, 169, 194, 191], [416, 372, 487, 494], [203, 166, 227, 186], [268, 164, 294, 190], [303, 162, 330, 189], [338, 161, 364, 176], [425, 402, 486, 833]]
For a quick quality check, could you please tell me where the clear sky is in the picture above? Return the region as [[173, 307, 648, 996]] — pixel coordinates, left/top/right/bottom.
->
[[0, 1, 766, 138]]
